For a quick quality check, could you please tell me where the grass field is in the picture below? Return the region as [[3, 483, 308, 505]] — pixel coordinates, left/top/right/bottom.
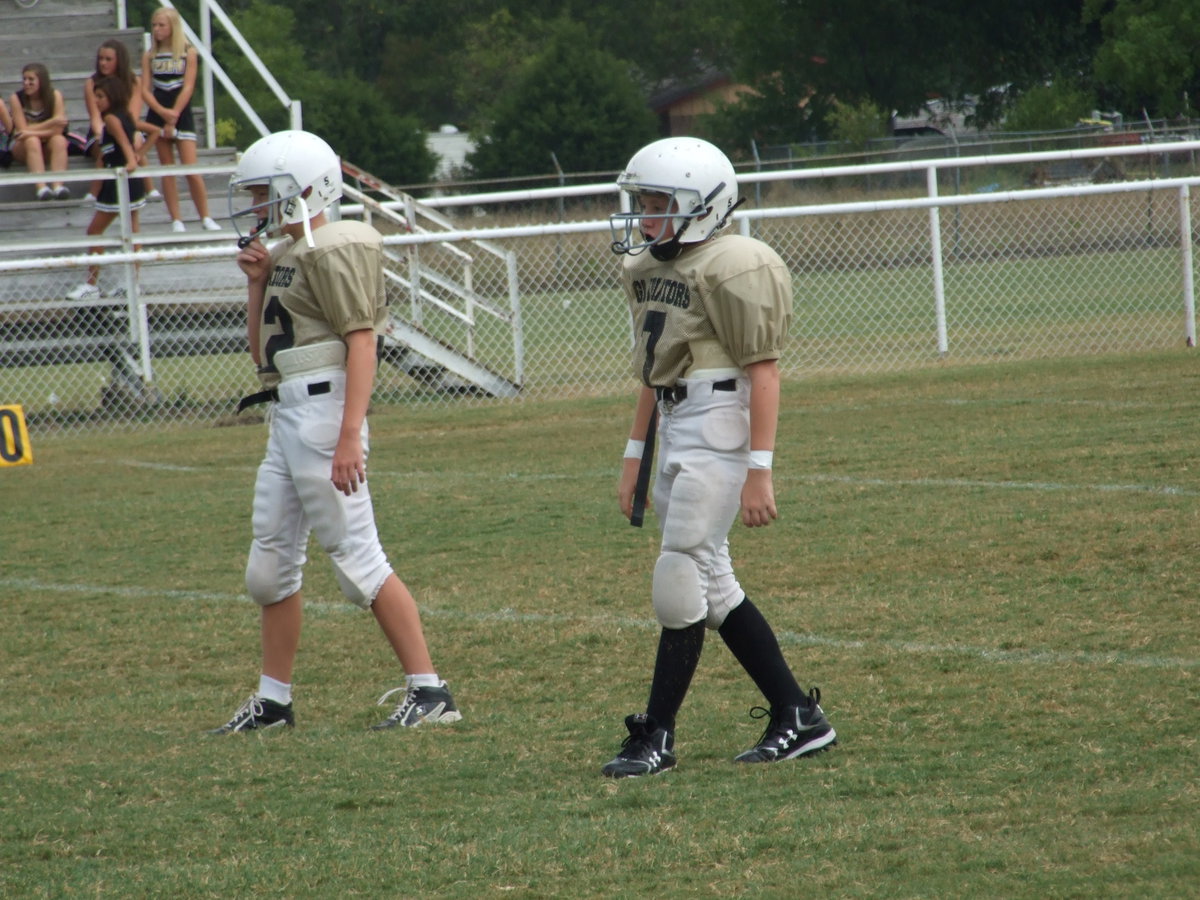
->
[[2, 351, 1197, 898]]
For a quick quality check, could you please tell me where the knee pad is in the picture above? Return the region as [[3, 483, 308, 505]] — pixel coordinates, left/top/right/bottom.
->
[[326, 541, 393, 610], [652, 551, 707, 629], [245, 540, 302, 606]]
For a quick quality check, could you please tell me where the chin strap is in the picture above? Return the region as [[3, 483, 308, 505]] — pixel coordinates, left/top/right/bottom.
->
[[298, 196, 315, 248], [649, 238, 684, 261], [647, 188, 745, 260], [237, 217, 270, 250]]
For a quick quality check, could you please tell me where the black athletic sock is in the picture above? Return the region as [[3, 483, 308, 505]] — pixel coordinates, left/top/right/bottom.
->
[[645, 621, 706, 733], [718, 597, 804, 709]]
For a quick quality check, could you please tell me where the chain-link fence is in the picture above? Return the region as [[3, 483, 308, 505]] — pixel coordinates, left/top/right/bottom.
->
[[2, 140, 1198, 433]]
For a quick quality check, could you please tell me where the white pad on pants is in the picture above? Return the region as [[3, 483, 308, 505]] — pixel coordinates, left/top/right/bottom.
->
[[650, 376, 751, 629], [244, 371, 393, 609], [652, 551, 706, 628]]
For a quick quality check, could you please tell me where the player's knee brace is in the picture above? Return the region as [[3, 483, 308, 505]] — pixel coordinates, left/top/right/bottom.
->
[[327, 546, 393, 610], [245, 542, 302, 606], [652, 551, 707, 629]]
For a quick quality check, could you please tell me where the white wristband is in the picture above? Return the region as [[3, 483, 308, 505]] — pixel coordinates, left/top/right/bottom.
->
[[624, 439, 646, 459], [748, 450, 774, 470]]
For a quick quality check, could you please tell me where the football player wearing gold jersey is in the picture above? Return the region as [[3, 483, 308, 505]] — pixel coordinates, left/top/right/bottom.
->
[[602, 138, 836, 776], [210, 130, 460, 734]]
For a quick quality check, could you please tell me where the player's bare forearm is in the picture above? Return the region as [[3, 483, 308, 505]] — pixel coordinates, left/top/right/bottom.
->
[[341, 329, 376, 435], [618, 386, 657, 519], [238, 240, 269, 366], [332, 329, 376, 496], [630, 385, 657, 442], [237, 238, 271, 284], [745, 359, 781, 453], [742, 360, 782, 526]]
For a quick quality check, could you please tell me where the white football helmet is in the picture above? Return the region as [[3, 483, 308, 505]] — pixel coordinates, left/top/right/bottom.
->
[[610, 137, 740, 259], [229, 130, 342, 248]]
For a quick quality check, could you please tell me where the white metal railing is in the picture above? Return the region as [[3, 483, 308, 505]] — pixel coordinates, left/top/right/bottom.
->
[[0, 162, 237, 260], [395, 138, 1200, 351], [367, 173, 1200, 352], [0, 158, 527, 395], [3, 138, 1199, 431], [340, 176, 523, 386]]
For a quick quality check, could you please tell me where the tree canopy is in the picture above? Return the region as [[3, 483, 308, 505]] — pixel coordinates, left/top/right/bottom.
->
[[125, 1, 1200, 185], [1085, 0, 1200, 117], [716, 0, 1098, 142], [204, 0, 434, 185], [464, 20, 657, 180]]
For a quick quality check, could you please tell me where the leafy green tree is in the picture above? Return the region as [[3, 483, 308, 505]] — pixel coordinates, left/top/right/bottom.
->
[[125, 0, 165, 31], [828, 98, 889, 149], [451, 9, 542, 131], [129, 1, 736, 144], [1084, 0, 1200, 117], [372, 1, 502, 128], [466, 20, 658, 180], [718, 0, 1097, 140], [562, 0, 735, 89], [300, 76, 437, 186], [209, 2, 306, 134], [702, 85, 828, 155], [212, 2, 435, 185], [999, 80, 1098, 131]]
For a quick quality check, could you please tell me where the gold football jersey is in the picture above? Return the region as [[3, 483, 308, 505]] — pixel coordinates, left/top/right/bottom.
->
[[255, 220, 389, 388], [619, 233, 793, 386]]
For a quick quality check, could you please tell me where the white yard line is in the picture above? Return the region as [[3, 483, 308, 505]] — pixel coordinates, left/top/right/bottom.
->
[[103, 457, 1197, 497], [795, 473, 1196, 497]]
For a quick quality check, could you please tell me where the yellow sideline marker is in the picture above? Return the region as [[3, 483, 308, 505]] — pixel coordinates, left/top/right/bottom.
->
[[0, 405, 33, 467]]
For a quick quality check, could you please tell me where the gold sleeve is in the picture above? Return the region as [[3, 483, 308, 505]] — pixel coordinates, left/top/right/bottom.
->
[[703, 238, 793, 366], [304, 230, 384, 336]]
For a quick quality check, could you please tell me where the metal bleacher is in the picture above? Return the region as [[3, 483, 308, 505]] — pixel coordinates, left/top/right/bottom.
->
[[1, 1, 520, 416], [0, 0, 236, 214], [0, 0, 240, 307], [1, 2, 256, 408]]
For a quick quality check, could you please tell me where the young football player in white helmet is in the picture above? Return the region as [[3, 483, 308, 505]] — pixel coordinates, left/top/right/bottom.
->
[[210, 129, 461, 734], [602, 137, 836, 776]]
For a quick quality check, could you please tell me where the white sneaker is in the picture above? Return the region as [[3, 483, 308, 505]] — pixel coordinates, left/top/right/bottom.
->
[[201, 216, 222, 231], [66, 283, 102, 301], [171, 220, 186, 233], [36, 186, 53, 201], [147, 189, 163, 202]]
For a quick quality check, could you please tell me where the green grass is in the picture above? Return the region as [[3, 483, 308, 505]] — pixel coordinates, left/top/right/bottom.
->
[[2, 351, 1198, 898]]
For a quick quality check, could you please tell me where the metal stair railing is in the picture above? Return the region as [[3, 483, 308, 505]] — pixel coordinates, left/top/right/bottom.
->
[[340, 161, 522, 397], [158, 0, 302, 147]]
